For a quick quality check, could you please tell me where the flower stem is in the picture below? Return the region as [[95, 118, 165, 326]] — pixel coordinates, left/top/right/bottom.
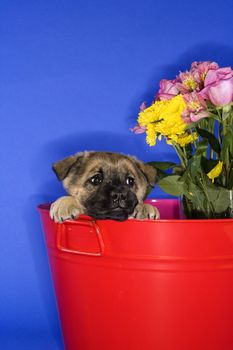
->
[[198, 175, 215, 217], [172, 142, 188, 169]]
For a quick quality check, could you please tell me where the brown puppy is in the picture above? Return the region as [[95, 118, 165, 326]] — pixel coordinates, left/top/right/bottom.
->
[[50, 151, 160, 222]]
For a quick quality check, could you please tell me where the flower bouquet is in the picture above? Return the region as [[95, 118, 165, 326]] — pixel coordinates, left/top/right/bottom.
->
[[132, 61, 233, 219]]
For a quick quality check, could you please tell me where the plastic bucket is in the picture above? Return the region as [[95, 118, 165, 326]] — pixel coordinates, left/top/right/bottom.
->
[[38, 199, 233, 350]]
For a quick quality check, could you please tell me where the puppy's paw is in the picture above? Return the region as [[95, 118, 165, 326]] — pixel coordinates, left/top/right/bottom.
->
[[50, 196, 83, 223], [129, 203, 160, 220]]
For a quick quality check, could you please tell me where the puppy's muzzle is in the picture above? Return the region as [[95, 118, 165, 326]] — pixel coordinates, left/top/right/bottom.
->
[[86, 185, 138, 221], [110, 189, 128, 208]]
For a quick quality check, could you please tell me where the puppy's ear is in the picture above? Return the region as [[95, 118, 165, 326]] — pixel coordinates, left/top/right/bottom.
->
[[137, 162, 157, 187], [127, 155, 157, 187], [52, 152, 86, 181]]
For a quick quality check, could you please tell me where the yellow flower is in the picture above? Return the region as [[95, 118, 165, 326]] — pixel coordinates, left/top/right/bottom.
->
[[176, 132, 198, 147], [138, 95, 194, 146], [207, 161, 223, 183], [138, 99, 169, 126], [146, 123, 157, 146]]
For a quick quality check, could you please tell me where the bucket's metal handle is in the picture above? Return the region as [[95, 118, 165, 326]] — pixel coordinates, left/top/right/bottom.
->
[[56, 218, 104, 256]]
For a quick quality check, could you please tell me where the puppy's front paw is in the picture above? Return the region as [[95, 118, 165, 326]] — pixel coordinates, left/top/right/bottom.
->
[[50, 196, 83, 223], [130, 203, 160, 220]]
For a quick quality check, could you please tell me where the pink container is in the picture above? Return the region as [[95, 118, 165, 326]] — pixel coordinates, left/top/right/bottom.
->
[[38, 199, 233, 350]]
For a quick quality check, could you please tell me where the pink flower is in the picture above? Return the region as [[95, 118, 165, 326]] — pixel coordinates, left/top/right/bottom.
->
[[130, 125, 146, 134], [182, 92, 209, 123], [176, 71, 199, 93], [190, 61, 219, 85], [205, 67, 232, 85], [176, 62, 219, 94], [200, 67, 233, 106], [157, 79, 179, 100], [139, 102, 147, 111], [184, 91, 207, 111], [191, 61, 219, 71], [189, 109, 209, 123]]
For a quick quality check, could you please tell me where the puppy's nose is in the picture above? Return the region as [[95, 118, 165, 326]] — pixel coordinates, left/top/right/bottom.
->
[[110, 190, 126, 202]]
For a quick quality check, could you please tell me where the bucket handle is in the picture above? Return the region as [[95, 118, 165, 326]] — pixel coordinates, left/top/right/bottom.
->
[[56, 218, 105, 256]]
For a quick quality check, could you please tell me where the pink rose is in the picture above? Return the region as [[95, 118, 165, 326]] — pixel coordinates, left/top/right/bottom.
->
[[200, 67, 233, 106], [157, 79, 179, 100]]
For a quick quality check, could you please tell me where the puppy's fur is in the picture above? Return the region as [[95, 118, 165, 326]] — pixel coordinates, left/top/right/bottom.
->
[[50, 151, 160, 222]]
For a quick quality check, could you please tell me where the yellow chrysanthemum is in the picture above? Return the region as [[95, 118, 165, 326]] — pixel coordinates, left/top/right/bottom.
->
[[138, 99, 167, 126], [207, 161, 223, 183], [176, 132, 198, 147], [146, 123, 157, 146], [138, 95, 194, 146]]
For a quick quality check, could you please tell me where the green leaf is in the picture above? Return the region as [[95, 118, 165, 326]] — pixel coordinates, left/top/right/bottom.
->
[[221, 129, 233, 161], [185, 144, 193, 159], [228, 163, 233, 189], [206, 186, 230, 213], [172, 165, 185, 176], [188, 155, 202, 177], [183, 182, 206, 212], [198, 118, 209, 129], [147, 161, 176, 171], [199, 173, 230, 213], [207, 112, 222, 123], [155, 169, 168, 181], [196, 127, 221, 155], [158, 175, 185, 196], [195, 139, 209, 156]]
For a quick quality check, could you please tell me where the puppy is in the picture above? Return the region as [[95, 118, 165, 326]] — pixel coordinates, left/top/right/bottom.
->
[[50, 151, 160, 222]]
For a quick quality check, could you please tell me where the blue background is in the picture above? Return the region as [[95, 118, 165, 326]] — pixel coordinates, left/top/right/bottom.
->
[[1, 0, 233, 348]]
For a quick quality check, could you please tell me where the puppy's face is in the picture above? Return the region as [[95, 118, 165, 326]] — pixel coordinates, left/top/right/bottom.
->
[[53, 152, 156, 221]]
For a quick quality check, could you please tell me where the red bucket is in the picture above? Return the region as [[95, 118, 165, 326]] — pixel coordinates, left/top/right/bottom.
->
[[38, 199, 233, 350]]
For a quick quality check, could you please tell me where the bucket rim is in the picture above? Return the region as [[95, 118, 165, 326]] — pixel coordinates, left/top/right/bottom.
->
[[37, 200, 233, 224]]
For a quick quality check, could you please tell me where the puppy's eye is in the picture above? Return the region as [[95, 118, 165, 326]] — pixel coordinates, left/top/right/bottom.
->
[[89, 174, 103, 186], [126, 176, 135, 187]]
